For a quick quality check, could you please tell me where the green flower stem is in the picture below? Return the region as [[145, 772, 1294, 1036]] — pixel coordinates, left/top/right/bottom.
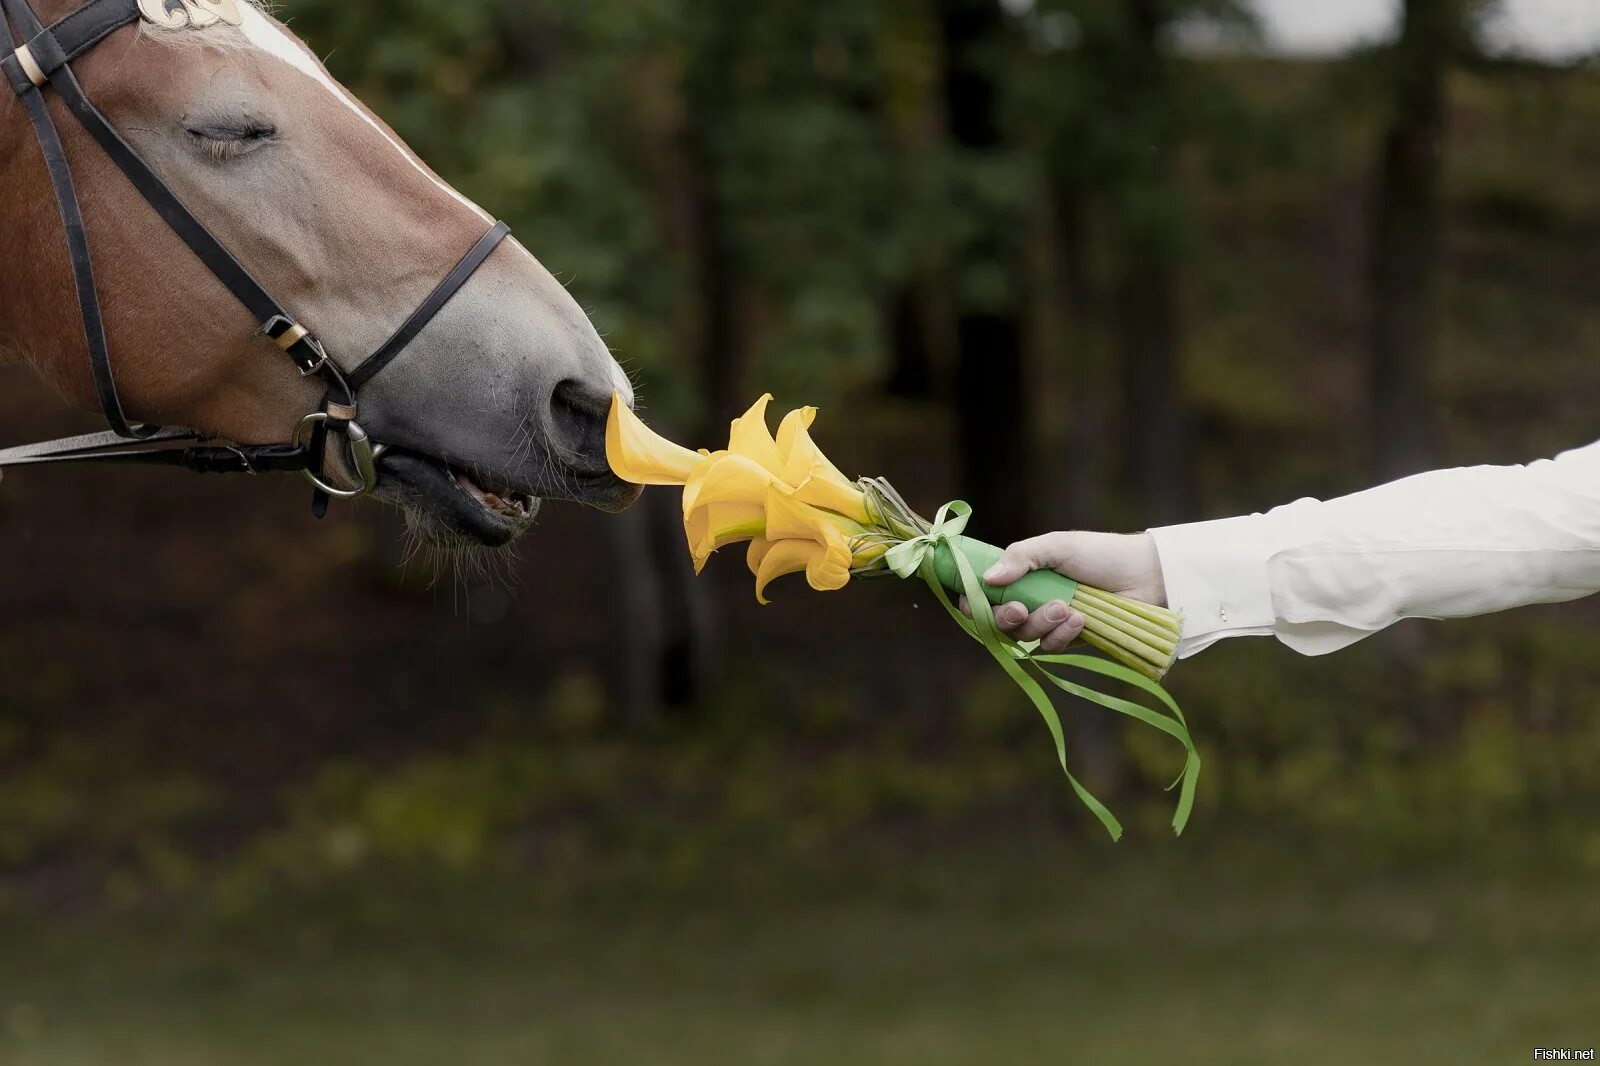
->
[[1068, 599, 1175, 666], [1076, 630, 1164, 680], [1080, 588, 1183, 637], [1073, 595, 1180, 652], [1074, 588, 1181, 641]]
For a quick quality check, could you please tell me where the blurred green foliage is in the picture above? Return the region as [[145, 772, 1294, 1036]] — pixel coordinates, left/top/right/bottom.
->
[[3, 0, 1600, 908], [3, 4, 1599, 1058]]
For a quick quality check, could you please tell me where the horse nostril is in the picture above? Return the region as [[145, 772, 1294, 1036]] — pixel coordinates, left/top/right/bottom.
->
[[548, 378, 611, 469]]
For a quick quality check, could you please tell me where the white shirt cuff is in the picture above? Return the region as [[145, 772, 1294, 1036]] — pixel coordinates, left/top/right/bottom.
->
[[1149, 515, 1277, 657]]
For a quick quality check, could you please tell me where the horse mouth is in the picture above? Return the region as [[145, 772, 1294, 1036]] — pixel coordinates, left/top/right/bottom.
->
[[374, 449, 541, 547], [372, 448, 638, 548]]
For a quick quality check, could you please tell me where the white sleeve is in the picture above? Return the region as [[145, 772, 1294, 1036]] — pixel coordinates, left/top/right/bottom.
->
[[1147, 439, 1600, 658]]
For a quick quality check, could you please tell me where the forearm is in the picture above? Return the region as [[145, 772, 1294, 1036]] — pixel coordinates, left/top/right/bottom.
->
[[1149, 439, 1600, 657]]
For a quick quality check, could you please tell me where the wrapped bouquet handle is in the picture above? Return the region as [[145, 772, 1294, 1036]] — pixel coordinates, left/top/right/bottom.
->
[[607, 394, 1199, 838]]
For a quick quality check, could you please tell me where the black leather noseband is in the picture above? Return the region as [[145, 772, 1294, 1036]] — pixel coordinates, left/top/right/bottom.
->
[[0, 0, 510, 512]]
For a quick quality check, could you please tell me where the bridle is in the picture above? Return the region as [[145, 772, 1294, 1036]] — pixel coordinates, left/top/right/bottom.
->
[[0, 0, 510, 515]]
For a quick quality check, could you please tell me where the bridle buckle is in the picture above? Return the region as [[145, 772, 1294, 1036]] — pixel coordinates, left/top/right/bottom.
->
[[293, 336, 331, 378], [259, 315, 330, 377], [293, 411, 386, 498]]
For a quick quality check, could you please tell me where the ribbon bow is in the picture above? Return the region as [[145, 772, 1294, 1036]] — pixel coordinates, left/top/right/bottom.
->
[[890, 500, 1201, 840], [884, 499, 971, 579]]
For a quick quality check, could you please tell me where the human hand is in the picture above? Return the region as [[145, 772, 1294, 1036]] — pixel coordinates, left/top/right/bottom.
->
[[961, 531, 1167, 652]]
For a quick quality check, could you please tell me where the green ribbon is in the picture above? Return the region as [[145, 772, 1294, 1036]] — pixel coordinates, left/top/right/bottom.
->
[[887, 501, 1201, 839]]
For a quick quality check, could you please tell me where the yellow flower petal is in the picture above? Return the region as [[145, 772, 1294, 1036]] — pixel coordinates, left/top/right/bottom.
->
[[752, 539, 818, 604], [761, 483, 858, 597], [606, 392, 704, 486], [685, 503, 765, 573], [804, 540, 853, 592], [727, 393, 785, 475], [794, 476, 870, 524], [746, 536, 775, 577], [682, 453, 791, 516], [776, 407, 846, 483], [748, 536, 853, 602], [763, 481, 857, 543], [775, 406, 869, 522]]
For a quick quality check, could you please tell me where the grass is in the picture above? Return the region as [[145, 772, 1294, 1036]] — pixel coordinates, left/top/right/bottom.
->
[[1, 832, 1595, 1066]]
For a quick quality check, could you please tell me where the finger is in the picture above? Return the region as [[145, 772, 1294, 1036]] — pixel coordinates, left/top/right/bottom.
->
[[1037, 611, 1086, 654], [960, 596, 1025, 629], [992, 601, 1028, 632], [982, 533, 1074, 586], [1012, 600, 1073, 642]]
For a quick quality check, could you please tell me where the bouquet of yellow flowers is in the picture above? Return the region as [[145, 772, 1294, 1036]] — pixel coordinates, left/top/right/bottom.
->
[[608, 394, 1198, 838]]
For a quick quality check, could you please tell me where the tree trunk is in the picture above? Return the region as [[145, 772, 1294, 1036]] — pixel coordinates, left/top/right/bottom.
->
[[1113, 0, 1190, 527], [1369, 0, 1453, 481], [1116, 249, 1187, 524], [1050, 185, 1107, 525], [685, 124, 743, 441], [609, 488, 716, 720], [939, 0, 1032, 544], [885, 286, 937, 399]]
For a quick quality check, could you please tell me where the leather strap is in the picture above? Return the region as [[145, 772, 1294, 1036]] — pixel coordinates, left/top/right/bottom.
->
[[0, 428, 309, 474], [347, 220, 510, 390], [0, 0, 136, 88], [1, 0, 155, 437]]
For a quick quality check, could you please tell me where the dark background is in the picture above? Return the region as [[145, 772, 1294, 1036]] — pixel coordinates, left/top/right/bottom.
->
[[2, 0, 1598, 1062]]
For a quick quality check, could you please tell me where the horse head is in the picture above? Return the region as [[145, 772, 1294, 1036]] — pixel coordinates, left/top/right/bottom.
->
[[0, 0, 639, 546]]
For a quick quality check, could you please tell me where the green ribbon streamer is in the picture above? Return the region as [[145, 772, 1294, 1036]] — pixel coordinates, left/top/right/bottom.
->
[[886, 501, 1201, 839]]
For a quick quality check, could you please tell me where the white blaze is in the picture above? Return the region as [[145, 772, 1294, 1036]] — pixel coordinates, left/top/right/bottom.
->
[[234, 5, 493, 224]]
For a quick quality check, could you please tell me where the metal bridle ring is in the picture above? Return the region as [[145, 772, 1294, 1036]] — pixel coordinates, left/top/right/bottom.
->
[[293, 412, 384, 499]]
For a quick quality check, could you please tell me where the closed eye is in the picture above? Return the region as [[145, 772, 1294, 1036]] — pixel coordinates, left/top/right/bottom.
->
[[183, 117, 278, 162]]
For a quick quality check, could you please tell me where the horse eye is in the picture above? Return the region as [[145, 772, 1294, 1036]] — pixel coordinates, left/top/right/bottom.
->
[[184, 118, 278, 161]]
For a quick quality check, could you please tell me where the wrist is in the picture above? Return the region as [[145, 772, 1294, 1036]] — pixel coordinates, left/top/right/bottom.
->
[[1134, 532, 1168, 607]]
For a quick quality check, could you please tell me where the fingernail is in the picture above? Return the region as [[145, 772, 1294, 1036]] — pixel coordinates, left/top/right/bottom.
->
[[1045, 602, 1067, 623], [982, 564, 1005, 583], [1067, 611, 1085, 630], [998, 605, 1020, 625]]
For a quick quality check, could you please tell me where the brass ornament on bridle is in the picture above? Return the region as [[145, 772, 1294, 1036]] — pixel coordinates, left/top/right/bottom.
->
[[136, 0, 240, 30]]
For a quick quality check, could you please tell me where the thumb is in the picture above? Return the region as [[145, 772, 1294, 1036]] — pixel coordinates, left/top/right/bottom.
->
[[983, 533, 1076, 586], [982, 545, 1036, 586]]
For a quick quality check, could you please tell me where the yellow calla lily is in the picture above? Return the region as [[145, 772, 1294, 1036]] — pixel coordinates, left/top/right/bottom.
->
[[764, 481, 861, 543], [775, 406, 870, 523], [793, 476, 871, 524], [727, 393, 785, 475], [606, 389, 874, 598], [746, 536, 776, 576], [685, 503, 765, 573], [746, 535, 853, 604], [776, 406, 850, 487], [750, 538, 817, 604], [744, 483, 861, 602], [606, 392, 705, 486], [681, 452, 794, 516]]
